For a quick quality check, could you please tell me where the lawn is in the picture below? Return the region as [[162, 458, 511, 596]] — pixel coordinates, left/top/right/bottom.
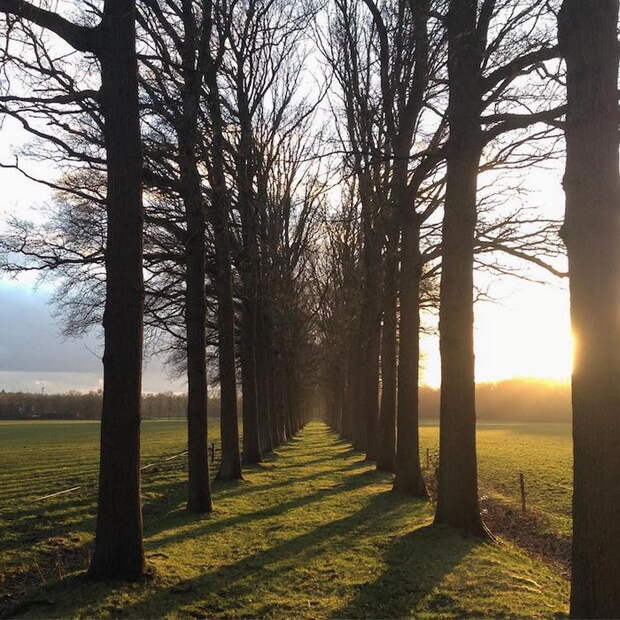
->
[[420, 422, 572, 537], [0, 420, 570, 617], [0, 419, 218, 584]]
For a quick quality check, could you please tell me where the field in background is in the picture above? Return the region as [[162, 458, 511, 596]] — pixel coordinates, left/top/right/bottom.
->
[[1, 423, 568, 618], [0, 420, 219, 580], [0, 419, 571, 610], [420, 422, 572, 537]]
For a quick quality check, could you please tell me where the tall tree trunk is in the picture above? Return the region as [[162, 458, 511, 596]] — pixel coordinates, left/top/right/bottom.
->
[[267, 327, 283, 447], [90, 0, 145, 580], [341, 356, 354, 440], [204, 38, 242, 482], [213, 222, 242, 480], [377, 220, 398, 472], [351, 335, 367, 451], [178, 0, 212, 515], [232, 80, 258, 475], [241, 304, 262, 464], [394, 213, 427, 496], [434, 0, 486, 536], [184, 189, 212, 510], [256, 298, 274, 454], [363, 314, 381, 460], [361, 232, 382, 461], [558, 2, 620, 616]]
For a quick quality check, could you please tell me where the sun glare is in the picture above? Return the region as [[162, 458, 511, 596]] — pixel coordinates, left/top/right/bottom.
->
[[421, 285, 573, 387]]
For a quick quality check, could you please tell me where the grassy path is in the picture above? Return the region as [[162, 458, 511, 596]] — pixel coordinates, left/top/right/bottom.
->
[[5, 421, 567, 618]]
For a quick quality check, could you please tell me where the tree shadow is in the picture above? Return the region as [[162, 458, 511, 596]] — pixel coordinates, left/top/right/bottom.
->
[[333, 524, 483, 618], [118, 491, 432, 618], [143, 465, 388, 547]]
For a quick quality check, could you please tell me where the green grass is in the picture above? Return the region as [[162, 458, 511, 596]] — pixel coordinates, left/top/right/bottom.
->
[[0, 419, 218, 579], [1, 421, 568, 618], [420, 422, 572, 536]]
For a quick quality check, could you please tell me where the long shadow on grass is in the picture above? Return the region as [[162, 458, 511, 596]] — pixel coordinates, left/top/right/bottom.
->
[[214, 457, 369, 501], [333, 523, 482, 618], [144, 466, 385, 546], [118, 490, 433, 618]]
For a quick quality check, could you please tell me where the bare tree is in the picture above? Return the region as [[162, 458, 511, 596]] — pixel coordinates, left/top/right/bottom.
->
[[435, 0, 562, 536], [557, 1, 620, 616], [0, 0, 145, 580]]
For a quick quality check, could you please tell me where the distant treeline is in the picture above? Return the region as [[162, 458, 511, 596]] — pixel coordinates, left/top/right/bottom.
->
[[420, 378, 571, 423], [1, 379, 570, 423], [0, 390, 222, 420]]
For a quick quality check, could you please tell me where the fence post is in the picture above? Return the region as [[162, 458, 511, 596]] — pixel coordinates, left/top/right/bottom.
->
[[210, 442, 215, 464], [426, 447, 430, 469], [519, 472, 526, 513]]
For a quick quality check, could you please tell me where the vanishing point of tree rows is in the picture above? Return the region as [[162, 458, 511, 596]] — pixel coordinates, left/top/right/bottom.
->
[[0, 0, 617, 617]]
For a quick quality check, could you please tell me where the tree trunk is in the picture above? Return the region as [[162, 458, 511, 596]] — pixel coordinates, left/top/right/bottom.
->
[[204, 42, 242, 482], [178, 0, 212, 514], [184, 197, 212, 510], [351, 335, 367, 451], [434, 0, 486, 536], [256, 299, 274, 454], [241, 303, 262, 465], [558, 2, 620, 616], [394, 213, 427, 497], [267, 330, 283, 447], [361, 233, 382, 461], [377, 220, 398, 472], [90, 0, 145, 580], [342, 357, 354, 440], [214, 236, 242, 480]]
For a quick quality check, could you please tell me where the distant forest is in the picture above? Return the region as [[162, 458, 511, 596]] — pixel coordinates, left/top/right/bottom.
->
[[0, 379, 570, 423], [0, 391, 222, 420]]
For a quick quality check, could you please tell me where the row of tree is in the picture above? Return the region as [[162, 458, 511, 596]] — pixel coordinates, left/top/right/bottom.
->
[[0, 390, 220, 420], [0, 0, 618, 616], [0, 0, 318, 580], [315, 0, 619, 617]]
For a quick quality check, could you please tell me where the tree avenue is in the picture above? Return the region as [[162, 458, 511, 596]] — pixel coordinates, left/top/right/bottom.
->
[[0, 0, 618, 616]]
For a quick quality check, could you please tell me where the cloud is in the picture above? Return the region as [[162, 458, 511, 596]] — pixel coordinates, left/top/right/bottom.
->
[[0, 282, 186, 393], [0, 282, 102, 373]]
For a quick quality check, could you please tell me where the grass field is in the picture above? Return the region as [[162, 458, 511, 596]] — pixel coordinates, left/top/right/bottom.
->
[[420, 422, 572, 537], [0, 420, 571, 617], [0, 420, 216, 584]]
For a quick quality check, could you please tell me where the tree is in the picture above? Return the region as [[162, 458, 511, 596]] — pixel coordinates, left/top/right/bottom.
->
[[0, 0, 145, 580], [435, 0, 561, 535], [321, 0, 443, 483], [434, 0, 487, 536], [176, 0, 214, 512], [557, 1, 620, 616]]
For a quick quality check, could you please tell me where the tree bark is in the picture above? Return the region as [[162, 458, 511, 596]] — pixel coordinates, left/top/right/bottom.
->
[[203, 20, 243, 482], [178, 0, 212, 515], [558, 2, 620, 616], [434, 0, 486, 536], [256, 298, 274, 455], [377, 219, 398, 472], [360, 222, 382, 461], [90, 0, 145, 580], [351, 335, 367, 451], [240, 303, 262, 465], [394, 213, 427, 496]]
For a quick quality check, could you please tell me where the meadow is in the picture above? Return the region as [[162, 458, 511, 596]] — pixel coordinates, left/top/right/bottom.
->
[[0, 419, 571, 617]]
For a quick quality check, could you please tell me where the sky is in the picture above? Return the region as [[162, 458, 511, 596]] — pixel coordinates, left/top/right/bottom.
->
[[0, 119, 186, 393], [0, 103, 573, 394]]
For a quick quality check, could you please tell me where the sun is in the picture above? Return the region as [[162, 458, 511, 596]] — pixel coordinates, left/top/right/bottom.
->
[[421, 283, 573, 387]]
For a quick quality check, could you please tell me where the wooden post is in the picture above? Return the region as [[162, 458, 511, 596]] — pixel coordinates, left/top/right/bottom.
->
[[519, 472, 526, 513], [210, 442, 215, 464], [426, 447, 430, 469]]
